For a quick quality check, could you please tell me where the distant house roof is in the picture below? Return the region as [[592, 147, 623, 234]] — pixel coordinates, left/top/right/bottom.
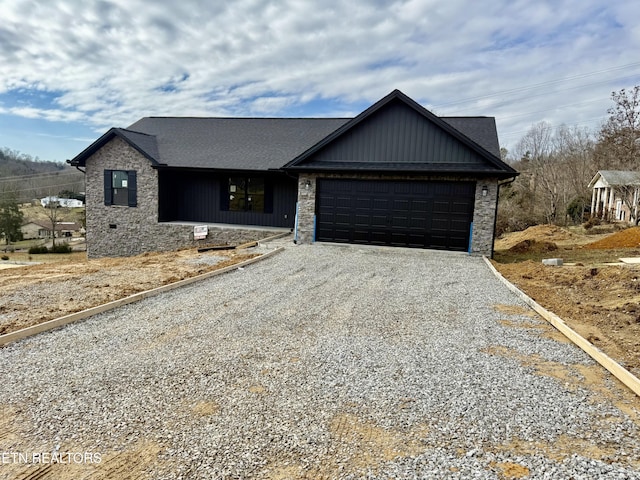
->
[[69, 90, 510, 175], [21, 220, 81, 231], [588, 170, 640, 188]]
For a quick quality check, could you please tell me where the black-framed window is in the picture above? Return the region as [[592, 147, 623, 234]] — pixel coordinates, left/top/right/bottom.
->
[[104, 170, 137, 207], [227, 176, 265, 212]]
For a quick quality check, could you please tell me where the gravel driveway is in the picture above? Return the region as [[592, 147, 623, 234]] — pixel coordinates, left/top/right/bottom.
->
[[1, 244, 639, 479]]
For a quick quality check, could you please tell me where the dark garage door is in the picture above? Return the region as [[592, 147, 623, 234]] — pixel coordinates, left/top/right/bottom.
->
[[316, 179, 475, 251]]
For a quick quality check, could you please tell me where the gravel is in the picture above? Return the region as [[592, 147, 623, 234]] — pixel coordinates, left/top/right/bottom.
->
[[1, 243, 639, 479]]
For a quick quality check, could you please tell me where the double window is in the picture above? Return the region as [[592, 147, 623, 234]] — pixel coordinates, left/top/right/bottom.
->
[[104, 170, 137, 207], [227, 176, 265, 212]]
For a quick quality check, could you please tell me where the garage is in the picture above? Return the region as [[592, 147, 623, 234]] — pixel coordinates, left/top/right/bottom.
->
[[316, 178, 475, 251], [284, 90, 519, 256]]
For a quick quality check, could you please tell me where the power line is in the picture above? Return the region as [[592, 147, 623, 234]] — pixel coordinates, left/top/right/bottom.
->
[[0, 170, 82, 182], [431, 62, 640, 109]]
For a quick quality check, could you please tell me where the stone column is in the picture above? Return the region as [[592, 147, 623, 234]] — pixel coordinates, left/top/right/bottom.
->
[[470, 179, 498, 257], [295, 173, 317, 244]]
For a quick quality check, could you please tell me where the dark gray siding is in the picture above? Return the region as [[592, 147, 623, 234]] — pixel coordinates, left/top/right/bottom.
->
[[158, 170, 296, 228], [303, 100, 488, 168]]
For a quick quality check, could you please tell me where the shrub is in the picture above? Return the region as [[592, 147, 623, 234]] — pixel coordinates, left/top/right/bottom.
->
[[50, 244, 72, 253], [28, 246, 49, 254], [583, 215, 601, 230], [1, 255, 8, 261]]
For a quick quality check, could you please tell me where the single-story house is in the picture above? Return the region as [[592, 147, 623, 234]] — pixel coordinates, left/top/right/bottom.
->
[[69, 89, 518, 258], [588, 170, 640, 224], [40, 196, 84, 208], [21, 220, 82, 240]]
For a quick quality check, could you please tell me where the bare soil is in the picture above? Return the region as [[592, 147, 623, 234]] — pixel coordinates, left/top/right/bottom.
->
[[494, 225, 640, 378], [0, 248, 258, 336]]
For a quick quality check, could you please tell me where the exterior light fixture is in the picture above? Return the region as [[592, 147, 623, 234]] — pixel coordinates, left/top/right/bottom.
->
[[304, 180, 311, 189], [482, 185, 488, 197]]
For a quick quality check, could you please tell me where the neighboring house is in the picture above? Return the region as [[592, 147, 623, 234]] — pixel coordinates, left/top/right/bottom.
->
[[588, 170, 640, 224], [21, 220, 82, 239], [69, 89, 518, 258], [20, 221, 50, 240], [40, 196, 84, 208]]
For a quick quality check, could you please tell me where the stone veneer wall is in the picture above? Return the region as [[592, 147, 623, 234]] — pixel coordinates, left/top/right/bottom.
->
[[470, 179, 499, 257], [85, 137, 282, 258], [294, 172, 500, 256]]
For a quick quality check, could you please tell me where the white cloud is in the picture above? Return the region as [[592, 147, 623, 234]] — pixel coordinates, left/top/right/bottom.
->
[[0, 0, 639, 155]]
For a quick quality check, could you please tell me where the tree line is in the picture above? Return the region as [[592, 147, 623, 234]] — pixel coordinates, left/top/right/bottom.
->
[[498, 85, 640, 234]]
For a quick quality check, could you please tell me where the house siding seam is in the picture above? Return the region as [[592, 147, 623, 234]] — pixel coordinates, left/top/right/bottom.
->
[[295, 172, 497, 256], [86, 137, 281, 258]]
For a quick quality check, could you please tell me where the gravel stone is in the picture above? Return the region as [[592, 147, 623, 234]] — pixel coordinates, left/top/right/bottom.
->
[[1, 243, 639, 479]]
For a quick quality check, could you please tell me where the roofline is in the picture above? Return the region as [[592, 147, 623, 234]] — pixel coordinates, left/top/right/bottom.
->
[[285, 165, 519, 178], [69, 128, 161, 167], [135, 116, 352, 121], [588, 170, 640, 188], [283, 89, 517, 175]]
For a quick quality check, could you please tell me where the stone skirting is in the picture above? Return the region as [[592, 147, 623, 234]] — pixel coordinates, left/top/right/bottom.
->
[[87, 221, 285, 258]]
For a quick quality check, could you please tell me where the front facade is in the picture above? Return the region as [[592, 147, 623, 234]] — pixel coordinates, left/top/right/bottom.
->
[[70, 90, 517, 258], [589, 170, 640, 224]]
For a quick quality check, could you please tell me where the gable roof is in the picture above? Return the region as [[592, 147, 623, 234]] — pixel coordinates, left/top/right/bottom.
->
[[283, 90, 516, 177], [440, 117, 501, 158], [126, 117, 350, 170], [69, 89, 515, 178], [588, 170, 640, 188], [70, 128, 160, 167]]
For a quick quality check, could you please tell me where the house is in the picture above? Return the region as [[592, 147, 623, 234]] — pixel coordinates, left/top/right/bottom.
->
[[69, 89, 518, 258], [40, 196, 84, 208], [588, 170, 640, 224], [20, 221, 51, 240], [20, 220, 82, 240]]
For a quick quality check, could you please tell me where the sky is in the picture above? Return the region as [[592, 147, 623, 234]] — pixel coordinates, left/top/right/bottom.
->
[[0, 0, 639, 164]]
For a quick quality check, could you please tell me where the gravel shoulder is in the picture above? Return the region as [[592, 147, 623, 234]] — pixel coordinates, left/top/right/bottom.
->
[[1, 244, 639, 479]]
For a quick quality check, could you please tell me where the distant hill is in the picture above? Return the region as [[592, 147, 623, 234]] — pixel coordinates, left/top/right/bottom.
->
[[0, 147, 84, 203]]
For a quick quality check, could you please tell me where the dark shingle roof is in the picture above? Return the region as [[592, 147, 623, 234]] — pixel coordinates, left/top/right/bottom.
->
[[127, 117, 350, 170], [441, 117, 501, 158], [70, 90, 511, 176]]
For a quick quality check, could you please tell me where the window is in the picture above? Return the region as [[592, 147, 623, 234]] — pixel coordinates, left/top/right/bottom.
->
[[104, 170, 137, 207], [227, 176, 265, 212]]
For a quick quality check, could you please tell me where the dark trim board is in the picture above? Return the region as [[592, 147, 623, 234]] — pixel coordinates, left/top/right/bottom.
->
[[315, 178, 476, 251]]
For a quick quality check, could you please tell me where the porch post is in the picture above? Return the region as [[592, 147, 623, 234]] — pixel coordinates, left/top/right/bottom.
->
[[590, 188, 596, 215]]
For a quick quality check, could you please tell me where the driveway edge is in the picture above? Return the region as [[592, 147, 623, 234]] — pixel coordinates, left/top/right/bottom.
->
[[483, 256, 640, 397], [0, 247, 284, 347]]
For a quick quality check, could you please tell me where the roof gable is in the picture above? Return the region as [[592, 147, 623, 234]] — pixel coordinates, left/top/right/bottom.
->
[[70, 128, 160, 167], [284, 90, 516, 177], [588, 170, 640, 188]]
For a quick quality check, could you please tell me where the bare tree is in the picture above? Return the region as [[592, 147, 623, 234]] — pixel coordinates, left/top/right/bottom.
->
[[594, 86, 640, 170], [44, 198, 60, 248]]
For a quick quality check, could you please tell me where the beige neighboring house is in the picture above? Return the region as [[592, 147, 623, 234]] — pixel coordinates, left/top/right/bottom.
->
[[21, 221, 82, 240], [588, 170, 640, 224]]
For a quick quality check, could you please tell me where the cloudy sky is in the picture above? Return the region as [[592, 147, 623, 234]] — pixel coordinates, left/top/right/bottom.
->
[[0, 0, 639, 163]]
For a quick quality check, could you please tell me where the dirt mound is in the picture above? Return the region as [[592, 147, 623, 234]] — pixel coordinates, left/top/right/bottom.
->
[[508, 239, 558, 254], [496, 225, 575, 250], [584, 227, 640, 250]]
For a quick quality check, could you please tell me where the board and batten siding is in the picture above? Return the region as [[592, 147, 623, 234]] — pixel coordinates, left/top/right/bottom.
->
[[158, 170, 297, 228], [304, 100, 488, 167]]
